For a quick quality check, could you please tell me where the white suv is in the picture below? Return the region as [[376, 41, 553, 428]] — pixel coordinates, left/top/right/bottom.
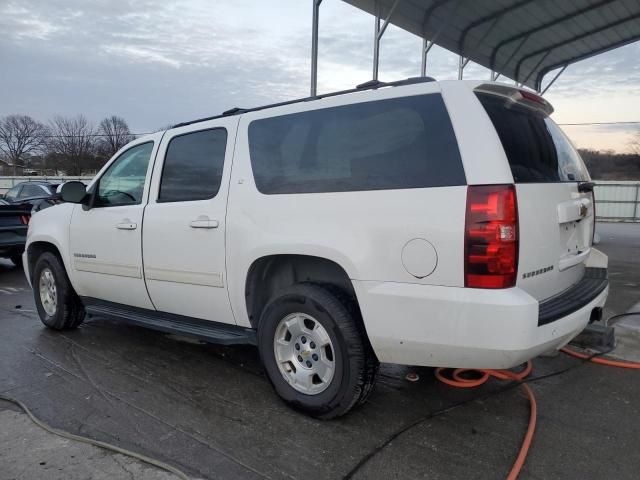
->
[[23, 79, 609, 418]]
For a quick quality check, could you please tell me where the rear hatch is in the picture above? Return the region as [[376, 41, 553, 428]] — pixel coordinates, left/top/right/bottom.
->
[[475, 85, 595, 302]]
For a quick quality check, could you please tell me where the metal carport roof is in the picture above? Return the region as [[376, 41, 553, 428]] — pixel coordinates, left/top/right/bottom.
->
[[340, 0, 640, 91]]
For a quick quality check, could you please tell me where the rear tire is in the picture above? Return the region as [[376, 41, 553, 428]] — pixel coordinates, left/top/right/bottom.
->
[[33, 252, 85, 330], [258, 283, 378, 419]]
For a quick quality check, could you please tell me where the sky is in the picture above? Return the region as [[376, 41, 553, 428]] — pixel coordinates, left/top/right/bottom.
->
[[1, 0, 639, 153]]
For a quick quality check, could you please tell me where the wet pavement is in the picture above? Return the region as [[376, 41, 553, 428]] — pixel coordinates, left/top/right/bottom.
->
[[1, 222, 639, 479]]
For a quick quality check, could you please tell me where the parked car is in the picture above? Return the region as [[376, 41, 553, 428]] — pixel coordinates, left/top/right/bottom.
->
[[0, 199, 30, 265], [2, 181, 61, 213], [22, 79, 608, 418]]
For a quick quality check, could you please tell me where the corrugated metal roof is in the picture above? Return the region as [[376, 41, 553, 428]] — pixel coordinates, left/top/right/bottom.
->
[[342, 0, 640, 90]]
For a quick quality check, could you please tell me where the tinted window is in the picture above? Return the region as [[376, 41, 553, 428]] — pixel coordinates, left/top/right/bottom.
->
[[476, 93, 589, 183], [5, 186, 21, 201], [96, 142, 153, 207], [19, 184, 46, 198], [248, 94, 465, 194], [158, 128, 227, 202]]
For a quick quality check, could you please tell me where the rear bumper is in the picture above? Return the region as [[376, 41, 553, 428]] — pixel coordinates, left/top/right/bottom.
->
[[353, 275, 608, 369], [0, 226, 27, 252], [538, 267, 607, 326]]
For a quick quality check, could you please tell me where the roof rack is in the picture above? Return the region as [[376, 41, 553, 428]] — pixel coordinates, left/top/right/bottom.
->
[[171, 76, 435, 129]]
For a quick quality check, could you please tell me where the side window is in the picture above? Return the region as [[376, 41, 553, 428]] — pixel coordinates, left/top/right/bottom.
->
[[158, 128, 227, 202], [95, 142, 154, 207], [5, 186, 21, 201], [248, 94, 465, 194], [18, 184, 44, 198]]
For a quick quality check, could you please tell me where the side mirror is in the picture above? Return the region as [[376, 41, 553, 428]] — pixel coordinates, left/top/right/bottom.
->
[[60, 181, 87, 204]]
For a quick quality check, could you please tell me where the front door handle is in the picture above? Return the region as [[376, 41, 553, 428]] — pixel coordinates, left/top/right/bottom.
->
[[190, 218, 219, 229], [116, 222, 137, 230]]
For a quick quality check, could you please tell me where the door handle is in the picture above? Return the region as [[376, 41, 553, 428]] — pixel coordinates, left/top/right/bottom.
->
[[190, 219, 219, 229], [116, 222, 137, 230]]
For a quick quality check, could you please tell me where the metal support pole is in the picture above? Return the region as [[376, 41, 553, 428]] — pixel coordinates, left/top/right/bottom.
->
[[457, 56, 471, 79], [373, 0, 401, 81], [493, 34, 530, 83], [522, 50, 552, 87], [310, 0, 322, 96], [633, 183, 639, 221], [540, 64, 567, 95], [373, 3, 381, 80], [378, 0, 400, 39], [421, 39, 433, 76]]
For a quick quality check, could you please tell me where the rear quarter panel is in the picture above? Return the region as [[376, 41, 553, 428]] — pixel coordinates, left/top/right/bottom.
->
[[439, 81, 514, 186], [226, 84, 468, 327]]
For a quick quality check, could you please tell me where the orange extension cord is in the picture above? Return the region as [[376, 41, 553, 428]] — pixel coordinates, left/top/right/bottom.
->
[[434, 361, 535, 480], [434, 349, 640, 480], [560, 347, 640, 369]]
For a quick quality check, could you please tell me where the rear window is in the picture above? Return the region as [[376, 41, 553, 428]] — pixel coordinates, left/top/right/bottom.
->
[[248, 94, 465, 194], [18, 184, 46, 198], [476, 92, 589, 183]]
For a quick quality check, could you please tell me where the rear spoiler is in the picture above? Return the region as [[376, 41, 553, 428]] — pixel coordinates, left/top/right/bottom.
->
[[474, 83, 554, 116]]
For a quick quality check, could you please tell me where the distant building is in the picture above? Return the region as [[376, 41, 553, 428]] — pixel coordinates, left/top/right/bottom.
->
[[0, 158, 24, 176]]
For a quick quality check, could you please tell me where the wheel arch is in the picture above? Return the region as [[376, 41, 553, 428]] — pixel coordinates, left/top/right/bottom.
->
[[27, 240, 68, 287], [244, 254, 360, 329]]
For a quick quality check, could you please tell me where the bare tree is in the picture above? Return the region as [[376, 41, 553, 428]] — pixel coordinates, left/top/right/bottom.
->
[[47, 115, 96, 175], [0, 115, 48, 175], [98, 115, 134, 157], [630, 130, 640, 155]]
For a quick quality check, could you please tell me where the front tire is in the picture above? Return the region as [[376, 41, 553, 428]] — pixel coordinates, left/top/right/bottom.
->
[[258, 283, 378, 419], [33, 252, 85, 330]]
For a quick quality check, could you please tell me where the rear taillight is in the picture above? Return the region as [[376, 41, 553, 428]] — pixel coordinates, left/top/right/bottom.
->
[[464, 185, 518, 289], [20, 215, 30, 225]]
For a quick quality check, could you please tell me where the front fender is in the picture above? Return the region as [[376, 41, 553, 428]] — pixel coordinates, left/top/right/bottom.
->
[[25, 204, 76, 289]]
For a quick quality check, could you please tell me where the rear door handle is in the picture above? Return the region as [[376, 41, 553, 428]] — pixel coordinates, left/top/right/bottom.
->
[[116, 222, 137, 230], [190, 219, 219, 229]]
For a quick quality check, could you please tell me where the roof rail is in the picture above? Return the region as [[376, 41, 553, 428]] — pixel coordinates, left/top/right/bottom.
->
[[222, 107, 248, 116], [171, 76, 436, 129], [356, 79, 387, 89]]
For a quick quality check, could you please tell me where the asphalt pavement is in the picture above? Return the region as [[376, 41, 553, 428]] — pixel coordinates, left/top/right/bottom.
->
[[0, 222, 639, 479]]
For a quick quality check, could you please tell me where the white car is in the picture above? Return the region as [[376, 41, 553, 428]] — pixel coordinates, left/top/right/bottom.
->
[[23, 79, 608, 418]]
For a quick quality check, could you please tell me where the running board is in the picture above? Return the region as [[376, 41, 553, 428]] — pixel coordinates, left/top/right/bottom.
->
[[82, 297, 257, 346]]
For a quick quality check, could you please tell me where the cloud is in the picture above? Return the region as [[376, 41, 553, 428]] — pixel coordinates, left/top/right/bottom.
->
[[0, 0, 638, 153], [0, 0, 313, 130], [0, 4, 63, 40]]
